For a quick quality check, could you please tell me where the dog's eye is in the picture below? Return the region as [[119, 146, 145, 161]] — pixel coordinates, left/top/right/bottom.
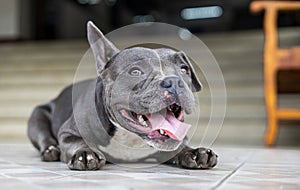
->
[[180, 66, 189, 75], [129, 67, 144, 76]]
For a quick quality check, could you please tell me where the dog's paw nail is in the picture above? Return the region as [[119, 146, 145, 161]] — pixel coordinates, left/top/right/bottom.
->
[[68, 150, 106, 170], [48, 145, 56, 150], [41, 145, 60, 162], [178, 148, 218, 169], [86, 154, 94, 161]]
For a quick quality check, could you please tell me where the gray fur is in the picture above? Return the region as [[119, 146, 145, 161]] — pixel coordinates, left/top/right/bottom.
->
[[28, 21, 217, 170]]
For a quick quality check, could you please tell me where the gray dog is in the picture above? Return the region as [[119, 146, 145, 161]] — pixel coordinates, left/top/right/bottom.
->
[[28, 21, 217, 170]]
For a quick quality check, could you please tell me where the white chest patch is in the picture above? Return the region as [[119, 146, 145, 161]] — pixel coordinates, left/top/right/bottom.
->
[[97, 127, 158, 162]]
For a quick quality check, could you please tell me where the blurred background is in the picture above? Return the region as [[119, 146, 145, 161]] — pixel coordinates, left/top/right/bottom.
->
[[0, 0, 299, 147]]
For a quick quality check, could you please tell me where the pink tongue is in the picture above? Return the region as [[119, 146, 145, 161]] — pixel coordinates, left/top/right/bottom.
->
[[147, 112, 191, 141]]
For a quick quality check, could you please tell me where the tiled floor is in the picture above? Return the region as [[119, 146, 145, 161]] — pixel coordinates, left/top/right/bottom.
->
[[0, 144, 299, 190]]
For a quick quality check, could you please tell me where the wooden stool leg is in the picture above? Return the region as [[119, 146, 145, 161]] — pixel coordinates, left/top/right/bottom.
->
[[263, 8, 279, 146], [264, 69, 278, 146], [265, 109, 278, 146], [251, 1, 300, 146]]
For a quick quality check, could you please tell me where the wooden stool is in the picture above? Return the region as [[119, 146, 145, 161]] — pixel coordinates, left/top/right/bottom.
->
[[250, 1, 300, 146]]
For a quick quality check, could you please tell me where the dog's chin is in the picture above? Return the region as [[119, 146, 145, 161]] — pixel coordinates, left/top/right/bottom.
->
[[114, 103, 190, 151]]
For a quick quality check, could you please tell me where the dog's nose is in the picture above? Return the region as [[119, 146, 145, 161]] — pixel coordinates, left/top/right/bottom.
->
[[160, 77, 184, 92]]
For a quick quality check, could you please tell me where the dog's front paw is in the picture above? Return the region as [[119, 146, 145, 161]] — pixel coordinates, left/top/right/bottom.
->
[[178, 147, 218, 169], [68, 149, 106, 170], [41, 145, 60, 161]]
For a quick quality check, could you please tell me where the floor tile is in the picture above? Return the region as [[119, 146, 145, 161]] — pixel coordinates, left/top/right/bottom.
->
[[0, 144, 299, 189]]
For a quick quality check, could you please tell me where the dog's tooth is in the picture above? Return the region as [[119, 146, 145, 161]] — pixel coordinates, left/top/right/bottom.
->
[[159, 129, 165, 135], [138, 115, 148, 126], [138, 115, 144, 123], [142, 121, 147, 126]]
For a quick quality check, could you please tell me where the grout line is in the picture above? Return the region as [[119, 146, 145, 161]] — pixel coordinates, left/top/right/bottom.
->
[[0, 173, 49, 190], [210, 161, 247, 190]]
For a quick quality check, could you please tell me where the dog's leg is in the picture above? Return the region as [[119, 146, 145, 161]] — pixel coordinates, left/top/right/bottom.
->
[[164, 146, 218, 169], [28, 104, 60, 161], [58, 116, 106, 170]]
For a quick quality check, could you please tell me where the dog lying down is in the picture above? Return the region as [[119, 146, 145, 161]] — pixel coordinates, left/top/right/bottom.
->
[[28, 21, 217, 170]]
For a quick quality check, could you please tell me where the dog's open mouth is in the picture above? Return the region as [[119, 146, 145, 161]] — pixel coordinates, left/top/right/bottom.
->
[[119, 104, 191, 141]]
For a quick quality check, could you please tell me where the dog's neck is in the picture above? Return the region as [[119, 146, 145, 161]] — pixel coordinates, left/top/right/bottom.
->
[[99, 113, 158, 162], [95, 78, 116, 137]]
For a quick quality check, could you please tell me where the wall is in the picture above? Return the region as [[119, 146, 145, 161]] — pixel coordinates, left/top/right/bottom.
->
[[0, 0, 20, 40]]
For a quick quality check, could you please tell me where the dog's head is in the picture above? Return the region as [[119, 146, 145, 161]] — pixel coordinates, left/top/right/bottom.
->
[[88, 21, 202, 151]]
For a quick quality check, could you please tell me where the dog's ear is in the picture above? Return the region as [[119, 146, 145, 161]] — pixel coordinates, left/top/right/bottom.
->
[[177, 51, 202, 92], [87, 21, 119, 75]]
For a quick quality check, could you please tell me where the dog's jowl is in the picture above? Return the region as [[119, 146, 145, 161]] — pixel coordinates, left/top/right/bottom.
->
[[28, 21, 218, 170]]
